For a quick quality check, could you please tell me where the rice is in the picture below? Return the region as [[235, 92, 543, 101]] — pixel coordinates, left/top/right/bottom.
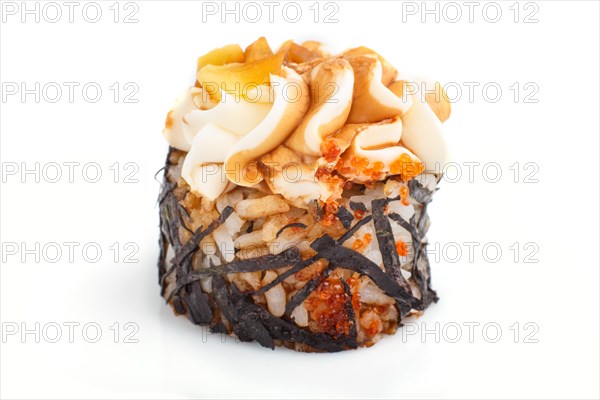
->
[[235, 195, 290, 219], [158, 149, 440, 352]]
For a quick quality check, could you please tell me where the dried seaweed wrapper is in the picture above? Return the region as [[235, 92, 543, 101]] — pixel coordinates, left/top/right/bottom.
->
[[158, 148, 440, 352]]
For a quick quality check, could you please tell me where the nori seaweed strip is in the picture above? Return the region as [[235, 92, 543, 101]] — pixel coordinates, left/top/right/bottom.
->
[[159, 149, 194, 310], [176, 251, 195, 300], [181, 281, 213, 324], [158, 230, 168, 286], [212, 275, 239, 325], [210, 322, 228, 334], [276, 222, 308, 238], [239, 300, 356, 352], [413, 199, 439, 308], [178, 206, 194, 235], [349, 201, 367, 212], [168, 206, 234, 313], [160, 264, 177, 289], [215, 275, 356, 351], [284, 264, 333, 316], [389, 211, 424, 308], [177, 201, 191, 218], [235, 315, 276, 349], [337, 215, 373, 244], [159, 150, 439, 350], [170, 250, 301, 289], [311, 235, 416, 310], [157, 171, 173, 282], [158, 148, 189, 306], [341, 279, 358, 341], [165, 249, 302, 303], [388, 212, 421, 243], [159, 191, 186, 299], [158, 181, 177, 205], [418, 202, 429, 236], [337, 206, 354, 229], [154, 166, 166, 181], [172, 297, 186, 314], [371, 199, 412, 294], [236, 283, 355, 351], [160, 192, 186, 267], [172, 206, 234, 266], [253, 254, 320, 295], [408, 178, 434, 204], [389, 211, 421, 277], [413, 251, 438, 308], [157, 147, 178, 206]]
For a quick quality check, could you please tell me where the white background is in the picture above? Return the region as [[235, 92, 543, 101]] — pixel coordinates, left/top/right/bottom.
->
[[1, 1, 599, 399]]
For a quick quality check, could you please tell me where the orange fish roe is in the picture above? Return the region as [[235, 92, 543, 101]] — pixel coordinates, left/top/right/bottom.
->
[[349, 156, 370, 172], [400, 185, 410, 206], [396, 241, 408, 256], [321, 140, 342, 162], [314, 165, 330, 180], [353, 233, 373, 252], [354, 209, 365, 220], [389, 153, 425, 181], [322, 198, 340, 227], [315, 168, 345, 202], [352, 239, 364, 251], [372, 161, 385, 173], [366, 317, 382, 336], [305, 277, 352, 337], [339, 156, 386, 181], [400, 185, 409, 198], [340, 166, 352, 175], [322, 212, 336, 226], [357, 157, 369, 170], [346, 276, 361, 313], [325, 200, 339, 214]]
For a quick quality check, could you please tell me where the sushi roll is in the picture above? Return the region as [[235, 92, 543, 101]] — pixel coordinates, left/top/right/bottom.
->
[[158, 38, 450, 352]]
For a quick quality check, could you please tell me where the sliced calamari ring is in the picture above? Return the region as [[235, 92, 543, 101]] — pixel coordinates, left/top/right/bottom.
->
[[183, 89, 272, 139], [225, 67, 310, 187], [345, 55, 411, 123], [182, 123, 238, 200], [286, 58, 354, 157], [163, 88, 196, 152], [278, 40, 322, 64], [301, 41, 331, 58], [389, 81, 450, 170], [389, 80, 451, 123], [196, 44, 245, 72], [244, 37, 274, 63], [343, 46, 397, 86], [197, 51, 284, 97], [338, 117, 423, 182]]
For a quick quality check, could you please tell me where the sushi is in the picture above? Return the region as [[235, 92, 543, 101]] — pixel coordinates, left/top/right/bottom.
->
[[158, 38, 450, 352]]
